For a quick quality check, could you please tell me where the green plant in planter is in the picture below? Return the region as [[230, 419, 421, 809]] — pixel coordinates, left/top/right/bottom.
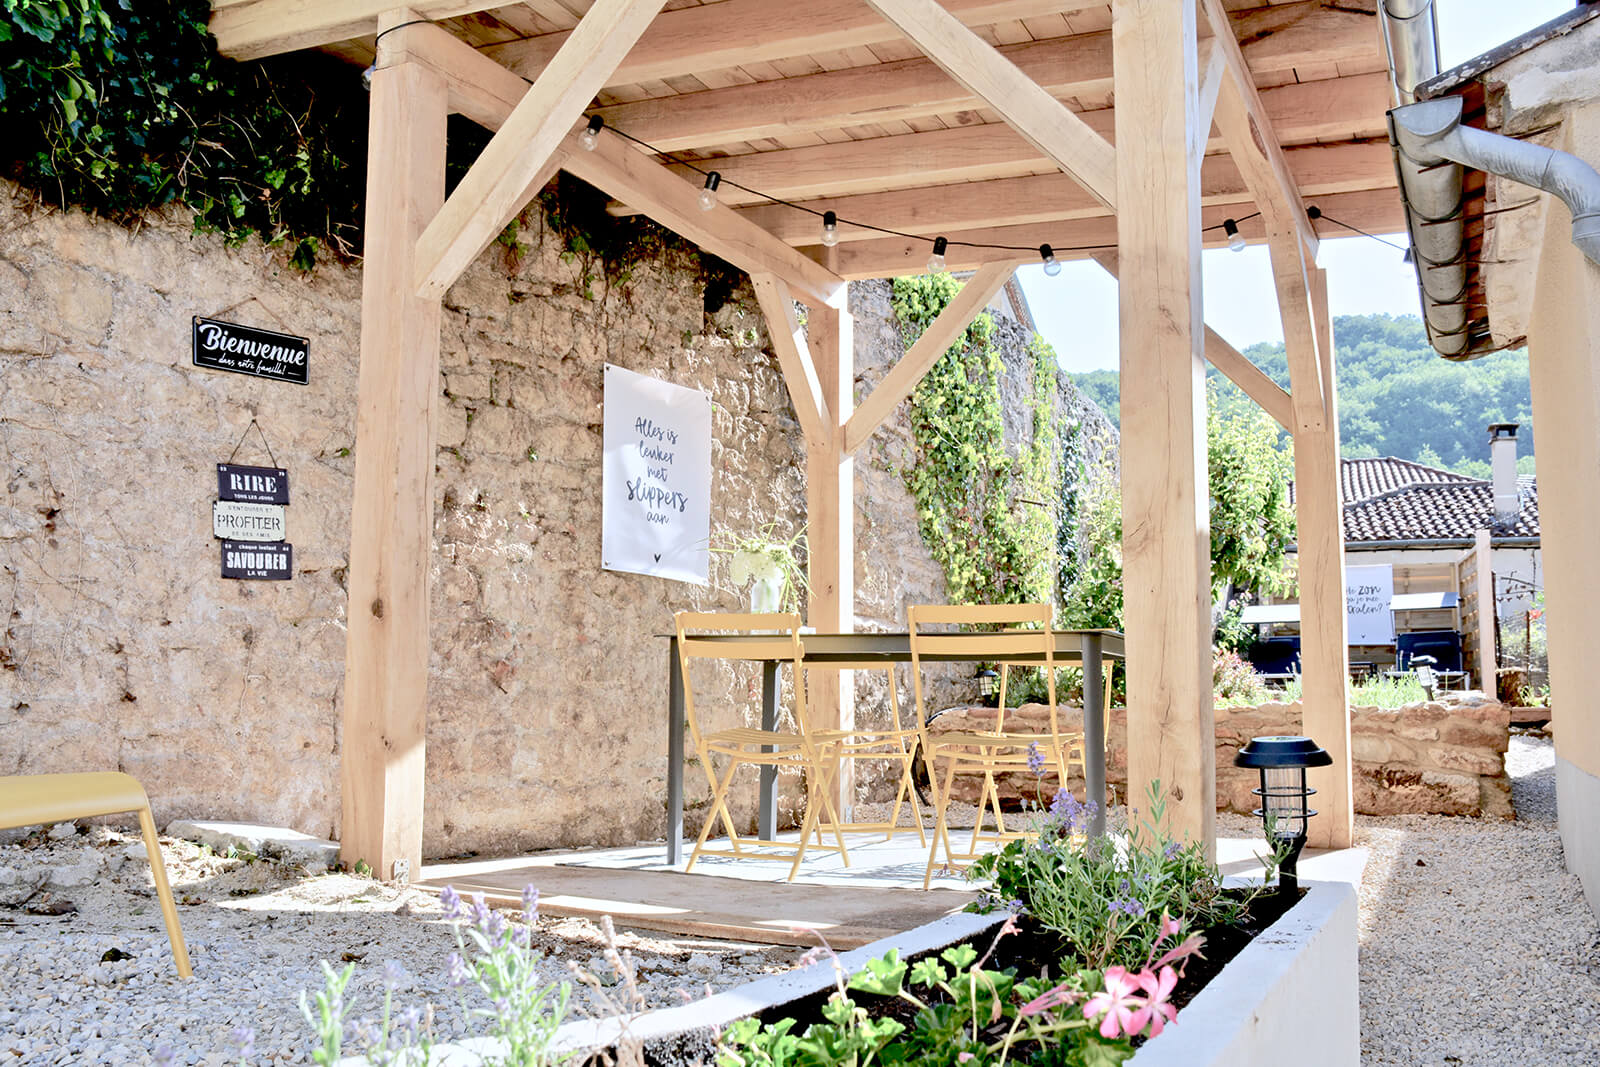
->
[[712, 522, 809, 613], [968, 784, 1274, 972]]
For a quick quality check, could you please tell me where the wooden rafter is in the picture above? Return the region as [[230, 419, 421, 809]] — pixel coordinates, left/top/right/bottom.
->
[[843, 261, 1020, 454], [588, 9, 1379, 152], [210, 0, 507, 60], [863, 0, 1116, 208], [750, 274, 831, 443], [413, 0, 669, 300], [483, 0, 1107, 84], [735, 142, 1394, 246]]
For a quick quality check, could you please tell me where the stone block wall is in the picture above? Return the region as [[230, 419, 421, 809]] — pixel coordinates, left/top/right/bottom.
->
[[929, 694, 1513, 818]]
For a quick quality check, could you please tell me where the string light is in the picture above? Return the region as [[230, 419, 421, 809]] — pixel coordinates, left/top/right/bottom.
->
[[927, 237, 948, 274], [1039, 243, 1061, 276], [821, 211, 839, 247], [698, 171, 722, 211], [579, 115, 603, 151], [1224, 218, 1247, 253]]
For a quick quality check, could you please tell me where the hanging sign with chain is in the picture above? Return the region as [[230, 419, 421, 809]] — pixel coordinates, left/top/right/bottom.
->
[[215, 420, 293, 580], [192, 317, 310, 385]]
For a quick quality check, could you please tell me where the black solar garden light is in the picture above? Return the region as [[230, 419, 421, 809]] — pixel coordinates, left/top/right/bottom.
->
[[976, 667, 999, 706], [1234, 735, 1333, 898]]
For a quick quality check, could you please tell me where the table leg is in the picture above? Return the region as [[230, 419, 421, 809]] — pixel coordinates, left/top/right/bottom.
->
[[759, 660, 779, 841], [1081, 632, 1107, 839], [667, 637, 685, 866]]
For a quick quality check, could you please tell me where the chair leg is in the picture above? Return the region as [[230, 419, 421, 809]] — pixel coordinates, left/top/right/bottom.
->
[[137, 806, 191, 978], [893, 750, 927, 846], [688, 760, 740, 873], [924, 755, 960, 890], [813, 758, 851, 868], [789, 773, 823, 882]]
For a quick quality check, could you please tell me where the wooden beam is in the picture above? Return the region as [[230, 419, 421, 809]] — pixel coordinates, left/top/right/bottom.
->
[[382, 22, 528, 131], [803, 301, 856, 814], [485, 0, 1106, 84], [1268, 232, 1328, 433], [1196, 38, 1226, 155], [1293, 264, 1353, 850], [1092, 250, 1295, 433], [413, 0, 668, 300], [750, 274, 830, 443], [1114, 0, 1214, 853], [210, 0, 507, 60], [341, 53, 449, 880], [381, 18, 846, 306], [827, 186, 1405, 278], [862, 0, 1116, 208], [736, 141, 1394, 245], [1201, 0, 1320, 260], [643, 75, 1390, 209], [562, 126, 846, 308], [589, 8, 1381, 152], [843, 261, 1020, 453]]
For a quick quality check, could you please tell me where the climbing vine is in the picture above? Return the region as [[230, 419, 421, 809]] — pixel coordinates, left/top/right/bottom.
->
[[892, 275, 1060, 609]]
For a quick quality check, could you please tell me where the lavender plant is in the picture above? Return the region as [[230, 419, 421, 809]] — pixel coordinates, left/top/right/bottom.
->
[[968, 782, 1275, 971], [298, 883, 572, 1066]]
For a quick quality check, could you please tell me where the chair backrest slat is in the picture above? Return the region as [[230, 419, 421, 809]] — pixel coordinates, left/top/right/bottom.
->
[[907, 602, 1060, 746], [674, 612, 809, 753]]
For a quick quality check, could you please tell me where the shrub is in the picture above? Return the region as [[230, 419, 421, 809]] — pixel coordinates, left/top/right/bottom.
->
[[1213, 648, 1270, 707]]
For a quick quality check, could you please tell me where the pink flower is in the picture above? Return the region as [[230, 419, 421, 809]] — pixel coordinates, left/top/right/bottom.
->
[[1019, 981, 1083, 1017], [1128, 965, 1179, 1037], [1083, 966, 1145, 1039], [1159, 912, 1182, 940], [1154, 933, 1206, 972]]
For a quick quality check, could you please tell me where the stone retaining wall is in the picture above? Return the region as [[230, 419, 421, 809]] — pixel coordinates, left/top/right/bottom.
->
[[928, 694, 1512, 818]]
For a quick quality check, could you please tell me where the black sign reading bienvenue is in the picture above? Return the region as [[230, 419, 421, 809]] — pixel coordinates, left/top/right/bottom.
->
[[221, 540, 293, 581], [217, 463, 290, 505], [192, 317, 309, 385]]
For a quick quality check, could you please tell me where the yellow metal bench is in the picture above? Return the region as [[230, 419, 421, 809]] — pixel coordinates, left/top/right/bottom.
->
[[0, 772, 192, 977]]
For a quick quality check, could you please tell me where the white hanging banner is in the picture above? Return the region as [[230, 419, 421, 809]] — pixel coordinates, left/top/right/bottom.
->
[[1345, 563, 1396, 645], [601, 364, 712, 585]]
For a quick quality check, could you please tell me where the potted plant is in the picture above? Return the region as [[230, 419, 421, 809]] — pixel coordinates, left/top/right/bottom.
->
[[716, 522, 808, 614]]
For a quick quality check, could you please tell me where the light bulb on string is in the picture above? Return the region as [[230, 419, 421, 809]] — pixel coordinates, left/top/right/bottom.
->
[[1039, 243, 1062, 277], [821, 211, 839, 247], [1224, 219, 1246, 253], [579, 115, 603, 151], [927, 236, 948, 274], [698, 172, 722, 211]]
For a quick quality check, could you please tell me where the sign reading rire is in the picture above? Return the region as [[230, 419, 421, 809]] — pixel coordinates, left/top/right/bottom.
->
[[217, 463, 289, 505], [221, 540, 293, 581], [192, 316, 309, 385], [213, 500, 286, 542]]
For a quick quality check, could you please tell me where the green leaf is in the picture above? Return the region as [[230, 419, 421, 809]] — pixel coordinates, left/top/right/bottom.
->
[[846, 950, 906, 997]]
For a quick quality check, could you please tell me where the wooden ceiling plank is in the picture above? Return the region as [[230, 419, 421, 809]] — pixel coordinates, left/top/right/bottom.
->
[[483, 0, 1110, 83], [211, 0, 519, 60], [863, 0, 1117, 209], [589, 8, 1378, 153], [843, 260, 1021, 453], [413, 0, 669, 299]]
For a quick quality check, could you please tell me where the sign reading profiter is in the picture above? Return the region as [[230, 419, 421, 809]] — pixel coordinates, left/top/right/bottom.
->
[[221, 540, 293, 581], [192, 317, 310, 385], [213, 500, 286, 542], [217, 463, 289, 505]]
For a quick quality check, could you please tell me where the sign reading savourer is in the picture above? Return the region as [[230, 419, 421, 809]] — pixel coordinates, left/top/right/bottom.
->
[[221, 540, 292, 581], [192, 317, 310, 385], [600, 364, 712, 585]]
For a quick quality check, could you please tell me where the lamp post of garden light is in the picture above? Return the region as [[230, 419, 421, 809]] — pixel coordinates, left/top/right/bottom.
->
[[1234, 736, 1333, 898]]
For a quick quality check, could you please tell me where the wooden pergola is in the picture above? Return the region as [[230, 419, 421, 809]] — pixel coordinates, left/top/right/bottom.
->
[[209, 0, 1397, 880]]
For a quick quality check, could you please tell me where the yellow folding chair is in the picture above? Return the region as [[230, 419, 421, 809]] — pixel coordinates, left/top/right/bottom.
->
[[675, 612, 849, 881], [909, 603, 1070, 888], [809, 664, 926, 845]]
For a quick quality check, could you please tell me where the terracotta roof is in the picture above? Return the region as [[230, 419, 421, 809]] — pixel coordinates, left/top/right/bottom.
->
[[1343, 480, 1540, 544], [1339, 457, 1480, 504]]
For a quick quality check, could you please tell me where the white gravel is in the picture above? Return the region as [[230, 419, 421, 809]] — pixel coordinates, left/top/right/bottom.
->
[[5, 735, 1599, 1064], [0, 830, 797, 1064]]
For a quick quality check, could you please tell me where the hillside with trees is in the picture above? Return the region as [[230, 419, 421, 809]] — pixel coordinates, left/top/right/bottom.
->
[[1069, 313, 1536, 477]]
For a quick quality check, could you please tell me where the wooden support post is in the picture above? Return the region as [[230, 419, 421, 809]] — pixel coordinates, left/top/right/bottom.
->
[[1112, 0, 1214, 851], [804, 300, 855, 816], [341, 53, 450, 880], [1290, 263, 1353, 849], [1474, 527, 1497, 692]]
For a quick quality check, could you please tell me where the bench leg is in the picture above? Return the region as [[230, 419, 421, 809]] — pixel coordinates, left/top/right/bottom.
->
[[137, 807, 192, 978]]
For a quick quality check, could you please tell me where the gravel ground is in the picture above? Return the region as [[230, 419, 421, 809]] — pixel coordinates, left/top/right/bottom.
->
[[5, 735, 1598, 1064], [1357, 732, 1600, 1065]]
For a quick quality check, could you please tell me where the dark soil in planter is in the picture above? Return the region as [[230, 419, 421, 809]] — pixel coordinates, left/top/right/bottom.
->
[[758, 887, 1304, 1030]]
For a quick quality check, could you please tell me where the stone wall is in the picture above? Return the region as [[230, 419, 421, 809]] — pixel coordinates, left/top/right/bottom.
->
[[930, 694, 1513, 818], [0, 185, 1118, 854]]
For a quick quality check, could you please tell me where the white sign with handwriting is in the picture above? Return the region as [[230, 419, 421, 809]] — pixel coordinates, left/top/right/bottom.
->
[[1345, 564, 1396, 645], [600, 364, 711, 585]]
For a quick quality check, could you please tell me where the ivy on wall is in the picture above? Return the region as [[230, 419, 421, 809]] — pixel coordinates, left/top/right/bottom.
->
[[892, 274, 1060, 609]]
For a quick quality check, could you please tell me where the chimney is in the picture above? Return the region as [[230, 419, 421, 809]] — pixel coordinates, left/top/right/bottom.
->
[[1489, 423, 1520, 526]]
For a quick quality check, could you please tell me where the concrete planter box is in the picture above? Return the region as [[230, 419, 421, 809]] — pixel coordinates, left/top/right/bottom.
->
[[363, 880, 1356, 1066], [555, 881, 1359, 1067]]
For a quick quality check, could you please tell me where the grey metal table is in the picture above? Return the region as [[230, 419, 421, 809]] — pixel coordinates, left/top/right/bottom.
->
[[665, 629, 1126, 863]]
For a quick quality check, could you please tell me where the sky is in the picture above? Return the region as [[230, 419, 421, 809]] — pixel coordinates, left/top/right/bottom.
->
[[1018, 0, 1577, 372]]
